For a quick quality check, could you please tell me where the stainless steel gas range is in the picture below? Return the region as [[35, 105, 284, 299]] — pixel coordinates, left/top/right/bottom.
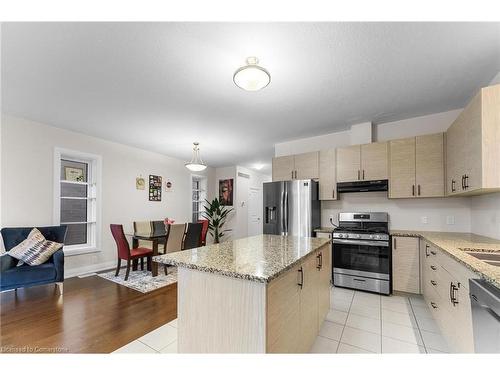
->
[[332, 212, 391, 295]]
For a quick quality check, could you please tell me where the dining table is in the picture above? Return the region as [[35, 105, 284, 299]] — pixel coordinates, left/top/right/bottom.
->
[[131, 230, 167, 277]]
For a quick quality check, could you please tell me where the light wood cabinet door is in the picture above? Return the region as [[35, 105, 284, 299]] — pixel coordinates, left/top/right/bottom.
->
[[336, 145, 361, 182], [272, 156, 294, 182], [446, 121, 461, 195], [463, 92, 482, 192], [361, 142, 388, 180], [317, 245, 331, 330], [294, 151, 319, 179], [415, 133, 445, 197], [392, 236, 420, 294], [389, 137, 416, 198], [298, 254, 319, 353], [319, 148, 336, 200], [266, 263, 301, 353]]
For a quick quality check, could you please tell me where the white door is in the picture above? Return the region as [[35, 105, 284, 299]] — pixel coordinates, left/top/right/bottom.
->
[[248, 187, 262, 236]]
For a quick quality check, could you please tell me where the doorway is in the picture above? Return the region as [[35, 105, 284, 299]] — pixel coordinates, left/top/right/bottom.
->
[[248, 187, 263, 236]]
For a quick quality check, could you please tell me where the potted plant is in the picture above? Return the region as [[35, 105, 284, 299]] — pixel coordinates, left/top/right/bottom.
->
[[202, 198, 234, 244]]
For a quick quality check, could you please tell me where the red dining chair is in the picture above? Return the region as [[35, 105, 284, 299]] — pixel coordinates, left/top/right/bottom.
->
[[110, 224, 153, 281], [198, 219, 209, 246]]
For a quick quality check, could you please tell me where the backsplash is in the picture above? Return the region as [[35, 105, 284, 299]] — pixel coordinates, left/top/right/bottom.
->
[[471, 192, 500, 240], [320, 192, 472, 233]]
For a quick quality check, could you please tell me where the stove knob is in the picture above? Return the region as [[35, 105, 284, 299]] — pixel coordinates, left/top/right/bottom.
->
[[338, 233, 344, 238], [369, 234, 374, 239], [374, 235, 380, 240], [355, 234, 361, 239]]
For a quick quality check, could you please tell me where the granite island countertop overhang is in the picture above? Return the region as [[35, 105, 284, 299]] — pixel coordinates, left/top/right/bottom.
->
[[390, 230, 500, 289], [153, 234, 331, 283]]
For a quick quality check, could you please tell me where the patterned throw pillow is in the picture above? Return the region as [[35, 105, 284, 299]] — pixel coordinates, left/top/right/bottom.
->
[[8, 228, 63, 266]]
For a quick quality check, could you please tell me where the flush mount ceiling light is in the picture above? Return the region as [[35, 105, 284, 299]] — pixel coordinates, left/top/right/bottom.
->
[[233, 57, 271, 91], [185, 142, 207, 172]]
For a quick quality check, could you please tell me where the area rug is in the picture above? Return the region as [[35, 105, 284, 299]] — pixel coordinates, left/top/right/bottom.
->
[[98, 266, 177, 293]]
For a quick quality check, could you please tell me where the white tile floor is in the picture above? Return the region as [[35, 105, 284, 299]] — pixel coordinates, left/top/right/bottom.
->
[[113, 286, 450, 354]]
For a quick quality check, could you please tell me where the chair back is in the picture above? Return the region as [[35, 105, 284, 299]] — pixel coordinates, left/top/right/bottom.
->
[[133, 221, 154, 249], [165, 223, 186, 253], [184, 222, 203, 250], [133, 221, 152, 236], [110, 224, 131, 259], [198, 219, 209, 246], [1, 226, 67, 251]]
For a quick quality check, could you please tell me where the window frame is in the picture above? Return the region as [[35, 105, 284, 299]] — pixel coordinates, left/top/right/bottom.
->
[[53, 147, 102, 256]]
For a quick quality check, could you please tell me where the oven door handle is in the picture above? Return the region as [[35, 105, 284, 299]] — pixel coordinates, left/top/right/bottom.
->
[[332, 239, 389, 247]]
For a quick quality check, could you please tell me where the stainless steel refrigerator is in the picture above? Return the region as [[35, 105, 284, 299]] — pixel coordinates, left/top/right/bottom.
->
[[263, 179, 320, 237]]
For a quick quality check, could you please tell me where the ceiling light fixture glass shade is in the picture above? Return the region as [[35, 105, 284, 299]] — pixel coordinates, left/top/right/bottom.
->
[[185, 142, 207, 172], [233, 57, 271, 91]]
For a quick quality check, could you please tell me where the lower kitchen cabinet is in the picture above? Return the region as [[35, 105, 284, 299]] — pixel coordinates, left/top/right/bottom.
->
[[392, 236, 420, 294], [266, 245, 330, 353], [421, 240, 476, 353]]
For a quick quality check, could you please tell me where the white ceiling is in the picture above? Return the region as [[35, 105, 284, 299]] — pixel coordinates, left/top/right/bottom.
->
[[2, 22, 499, 174]]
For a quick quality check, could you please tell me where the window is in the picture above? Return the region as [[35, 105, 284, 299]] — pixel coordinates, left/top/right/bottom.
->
[[54, 148, 101, 255], [192, 176, 207, 222]]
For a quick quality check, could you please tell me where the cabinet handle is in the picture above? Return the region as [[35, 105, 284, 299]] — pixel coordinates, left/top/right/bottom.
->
[[319, 252, 323, 269], [353, 278, 366, 282], [464, 175, 469, 189], [412, 185, 415, 196], [393, 237, 397, 249], [418, 184, 421, 196], [297, 267, 303, 289], [362, 170, 365, 180], [291, 171, 294, 179], [357, 170, 360, 180], [430, 302, 438, 309], [451, 179, 456, 192], [316, 253, 322, 270], [430, 265, 437, 271], [461, 175, 465, 190], [450, 282, 459, 306], [430, 280, 437, 286], [332, 189, 335, 199], [425, 244, 430, 257]]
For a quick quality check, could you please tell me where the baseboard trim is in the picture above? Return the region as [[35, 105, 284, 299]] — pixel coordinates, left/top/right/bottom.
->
[[65, 260, 117, 279]]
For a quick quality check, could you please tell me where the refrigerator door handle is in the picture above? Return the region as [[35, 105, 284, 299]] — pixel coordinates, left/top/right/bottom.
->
[[280, 189, 286, 235], [284, 190, 289, 235]]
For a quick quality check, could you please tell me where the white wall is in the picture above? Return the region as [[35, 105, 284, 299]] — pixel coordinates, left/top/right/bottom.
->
[[1, 115, 215, 275], [273, 109, 477, 234], [470, 194, 500, 240]]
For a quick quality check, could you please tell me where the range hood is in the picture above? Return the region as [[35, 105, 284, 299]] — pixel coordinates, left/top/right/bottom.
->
[[337, 180, 388, 193]]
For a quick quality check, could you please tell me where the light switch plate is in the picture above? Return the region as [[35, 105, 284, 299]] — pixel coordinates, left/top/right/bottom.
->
[[421, 216, 428, 224], [446, 216, 455, 225]]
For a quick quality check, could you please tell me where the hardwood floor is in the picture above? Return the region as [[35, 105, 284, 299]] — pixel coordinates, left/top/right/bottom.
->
[[0, 276, 177, 353]]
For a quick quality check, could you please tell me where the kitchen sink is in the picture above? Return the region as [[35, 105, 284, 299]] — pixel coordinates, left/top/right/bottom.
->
[[464, 251, 500, 267]]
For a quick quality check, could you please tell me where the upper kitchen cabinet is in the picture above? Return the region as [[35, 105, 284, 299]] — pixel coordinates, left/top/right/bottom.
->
[[336, 142, 388, 182], [446, 84, 500, 196], [389, 133, 445, 198], [272, 155, 295, 181], [294, 152, 320, 180], [272, 152, 319, 181], [319, 149, 337, 200]]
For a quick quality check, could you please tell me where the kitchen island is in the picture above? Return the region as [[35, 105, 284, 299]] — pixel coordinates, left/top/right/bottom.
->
[[154, 234, 331, 353]]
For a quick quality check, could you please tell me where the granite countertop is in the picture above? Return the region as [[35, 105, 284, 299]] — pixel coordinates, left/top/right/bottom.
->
[[391, 230, 500, 289], [153, 234, 331, 283], [314, 227, 335, 233]]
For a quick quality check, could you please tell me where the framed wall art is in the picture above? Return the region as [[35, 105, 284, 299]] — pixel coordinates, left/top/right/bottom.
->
[[219, 178, 233, 206], [149, 175, 162, 201]]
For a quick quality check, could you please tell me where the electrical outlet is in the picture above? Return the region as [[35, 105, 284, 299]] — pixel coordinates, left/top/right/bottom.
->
[[446, 216, 455, 225], [421, 216, 428, 224], [329, 214, 334, 222]]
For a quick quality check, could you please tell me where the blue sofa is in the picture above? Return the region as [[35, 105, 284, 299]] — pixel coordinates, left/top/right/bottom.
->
[[0, 226, 67, 293]]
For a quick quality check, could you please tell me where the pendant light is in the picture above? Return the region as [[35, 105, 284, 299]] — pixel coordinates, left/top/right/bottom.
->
[[233, 57, 271, 91], [185, 142, 207, 172]]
